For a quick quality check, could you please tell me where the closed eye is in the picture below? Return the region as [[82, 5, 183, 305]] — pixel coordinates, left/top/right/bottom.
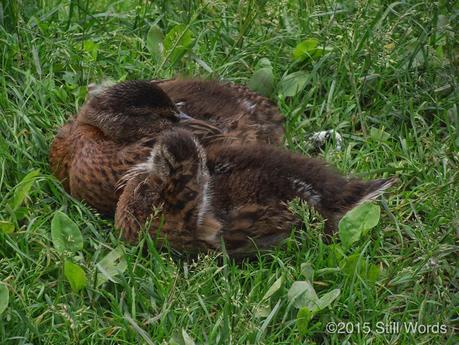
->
[[184, 188, 198, 200]]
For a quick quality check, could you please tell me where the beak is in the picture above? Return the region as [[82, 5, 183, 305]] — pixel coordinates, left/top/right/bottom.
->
[[176, 111, 193, 121]]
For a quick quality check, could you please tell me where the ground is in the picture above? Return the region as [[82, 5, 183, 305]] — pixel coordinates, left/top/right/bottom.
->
[[0, 1, 457, 344]]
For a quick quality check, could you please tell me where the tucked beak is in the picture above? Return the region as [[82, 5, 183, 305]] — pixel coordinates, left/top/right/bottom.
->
[[176, 111, 192, 121]]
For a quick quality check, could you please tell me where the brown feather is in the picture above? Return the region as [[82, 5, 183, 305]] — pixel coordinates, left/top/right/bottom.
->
[[115, 129, 395, 257], [50, 79, 285, 215]]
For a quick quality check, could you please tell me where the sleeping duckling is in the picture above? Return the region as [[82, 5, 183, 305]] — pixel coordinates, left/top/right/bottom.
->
[[153, 78, 284, 145], [50, 78, 284, 215], [115, 129, 395, 257], [50, 80, 219, 215]]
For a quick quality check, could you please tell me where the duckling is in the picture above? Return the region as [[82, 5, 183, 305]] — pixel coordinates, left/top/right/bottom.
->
[[153, 78, 284, 145], [115, 129, 395, 257], [50, 78, 286, 215], [49, 80, 219, 215]]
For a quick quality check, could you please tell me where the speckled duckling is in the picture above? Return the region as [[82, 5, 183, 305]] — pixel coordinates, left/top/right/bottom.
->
[[115, 129, 395, 257], [50, 79, 285, 215], [49, 80, 193, 215]]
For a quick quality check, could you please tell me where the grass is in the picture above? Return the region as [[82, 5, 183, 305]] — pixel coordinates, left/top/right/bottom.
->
[[0, 0, 457, 344]]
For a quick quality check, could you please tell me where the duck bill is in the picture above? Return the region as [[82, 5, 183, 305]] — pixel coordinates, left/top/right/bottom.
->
[[177, 111, 193, 121]]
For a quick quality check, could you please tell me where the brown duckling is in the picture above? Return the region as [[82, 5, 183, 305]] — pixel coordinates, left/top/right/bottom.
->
[[50, 78, 285, 215], [153, 78, 284, 145], [49, 80, 219, 215], [78, 79, 221, 143], [115, 129, 395, 257]]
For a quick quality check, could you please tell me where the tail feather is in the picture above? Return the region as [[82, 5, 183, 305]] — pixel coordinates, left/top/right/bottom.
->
[[322, 177, 397, 236], [356, 177, 397, 205]]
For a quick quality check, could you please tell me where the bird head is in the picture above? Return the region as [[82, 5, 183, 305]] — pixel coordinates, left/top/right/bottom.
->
[[79, 80, 191, 142], [121, 128, 211, 222]]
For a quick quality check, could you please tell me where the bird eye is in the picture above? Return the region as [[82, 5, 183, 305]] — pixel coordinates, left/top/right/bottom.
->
[[185, 189, 197, 199]]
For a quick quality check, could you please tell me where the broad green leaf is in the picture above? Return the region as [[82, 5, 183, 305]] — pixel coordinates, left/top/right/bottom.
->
[[248, 66, 274, 97], [287, 280, 319, 310], [293, 38, 332, 61], [256, 57, 272, 69], [296, 307, 314, 335], [64, 260, 87, 293], [10, 169, 40, 210], [279, 71, 309, 97], [340, 254, 381, 282], [62, 71, 77, 85], [146, 24, 164, 60], [300, 262, 314, 281], [0, 283, 9, 315], [83, 40, 98, 60], [317, 289, 340, 310], [262, 276, 282, 300], [292, 38, 319, 61], [51, 211, 83, 253], [339, 202, 381, 249], [0, 220, 14, 234], [163, 25, 194, 66], [96, 245, 127, 287], [369, 127, 390, 142]]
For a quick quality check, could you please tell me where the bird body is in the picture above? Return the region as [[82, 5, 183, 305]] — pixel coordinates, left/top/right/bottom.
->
[[154, 79, 284, 145], [49, 79, 285, 215], [49, 118, 154, 215], [50, 80, 184, 215], [115, 129, 395, 257]]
